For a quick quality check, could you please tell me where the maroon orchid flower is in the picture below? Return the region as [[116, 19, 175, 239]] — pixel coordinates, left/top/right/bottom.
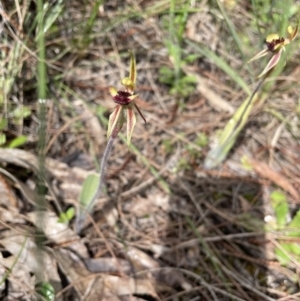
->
[[107, 51, 146, 145], [248, 24, 298, 78]]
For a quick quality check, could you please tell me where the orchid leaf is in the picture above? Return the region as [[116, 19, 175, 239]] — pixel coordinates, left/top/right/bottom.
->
[[76, 173, 101, 232], [204, 93, 258, 169], [79, 173, 100, 213], [126, 104, 136, 146]]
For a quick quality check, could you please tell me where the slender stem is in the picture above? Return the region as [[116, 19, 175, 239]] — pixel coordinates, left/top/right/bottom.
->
[[76, 133, 117, 233], [98, 134, 115, 197], [36, 0, 47, 285]]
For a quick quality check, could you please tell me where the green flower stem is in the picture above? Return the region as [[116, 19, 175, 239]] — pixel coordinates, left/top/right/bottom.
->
[[36, 0, 48, 287], [75, 129, 119, 233]]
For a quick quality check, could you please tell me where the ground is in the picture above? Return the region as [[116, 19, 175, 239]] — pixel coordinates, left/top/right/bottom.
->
[[0, 0, 300, 300]]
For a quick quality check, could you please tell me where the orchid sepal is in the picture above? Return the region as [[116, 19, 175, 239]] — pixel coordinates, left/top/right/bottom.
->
[[248, 48, 269, 63], [107, 105, 124, 139], [126, 104, 136, 146], [257, 48, 283, 78], [109, 86, 118, 97]]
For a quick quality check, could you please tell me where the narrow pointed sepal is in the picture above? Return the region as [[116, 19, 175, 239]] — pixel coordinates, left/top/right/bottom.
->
[[107, 105, 123, 139], [121, 51, 136, 92], [126, 104, 136, 146], [257, 49, 282, 78], [129, 51, 136, 88], [248, 48, 269, 63]]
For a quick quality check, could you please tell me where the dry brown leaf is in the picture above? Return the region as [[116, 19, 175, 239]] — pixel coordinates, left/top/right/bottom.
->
[[0, 232, 63, 300], [0, 255, 34, 300], [0, 148, 94, 204], [120, 245, 160, 271], [84, 257, 132, 274], [54, 248, 94, 298], [28, 211, 89, 258], [102, 275, 157, 299], [0, 173, 17, 207], [248, 158, 300, 202]]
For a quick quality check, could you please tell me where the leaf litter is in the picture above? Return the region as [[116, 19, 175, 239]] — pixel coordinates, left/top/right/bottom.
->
[[1, 0, 300, 300]]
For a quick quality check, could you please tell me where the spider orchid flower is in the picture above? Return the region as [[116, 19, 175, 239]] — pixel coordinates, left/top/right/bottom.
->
[[248, 24, 298, 78], [107, 51, 146, 145]]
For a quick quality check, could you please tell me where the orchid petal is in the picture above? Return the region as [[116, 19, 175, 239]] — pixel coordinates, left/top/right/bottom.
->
[[126, 104, 136, 146], [129, 93, 139, 101], [248, 48, 269, 63], [107, 105, 124, 139], [257, 49, 282, 78], [109, 86, 118, 97]]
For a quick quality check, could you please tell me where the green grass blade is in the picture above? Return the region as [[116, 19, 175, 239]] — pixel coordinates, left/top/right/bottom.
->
[[187, 40, 251, 95]]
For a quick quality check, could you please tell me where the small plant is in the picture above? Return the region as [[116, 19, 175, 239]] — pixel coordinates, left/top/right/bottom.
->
[[76, 52, 145, 232], [57, 207, 75, 224], [270, 190, 300, 266], [159, 0, 197, 119], [204, 23, 298, 169]]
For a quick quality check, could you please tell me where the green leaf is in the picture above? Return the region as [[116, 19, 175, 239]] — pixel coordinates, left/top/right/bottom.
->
[[270, 190, 288, 228], [0, 118, 7, 130], [179, 75, 198, 84], [12, 106, 31, 119], [76, 173, 100, 232], [57, 212, 68, 223], [289, 243, 300, 255], [66, 206, 75, 220], [275, 244, 291, 266], [43, 0, 64, 34], [0, 134, 6, 146], [184, 54, 201, 64], [195, 132, 208, 147], [79, 173, 100, 214], [36, 282, 55, 301], [204, 92, 258, 169], [8, 135, 27, 148], [187, 41, 251, 95], [58, 207, 75, 223], [287, 210, 300, 237]]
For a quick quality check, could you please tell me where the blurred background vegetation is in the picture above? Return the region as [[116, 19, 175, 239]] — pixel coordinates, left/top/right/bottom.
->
[[0, 0, 300, 300]]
